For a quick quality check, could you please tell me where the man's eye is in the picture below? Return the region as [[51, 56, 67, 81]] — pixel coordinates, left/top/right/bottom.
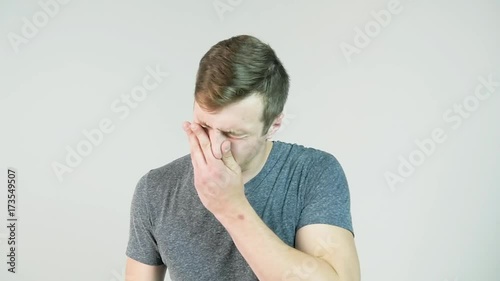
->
[[226, 133, 245, 138]]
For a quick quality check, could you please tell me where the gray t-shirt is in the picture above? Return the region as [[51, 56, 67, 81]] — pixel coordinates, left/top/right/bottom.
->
[[126, 140, 353, 281]]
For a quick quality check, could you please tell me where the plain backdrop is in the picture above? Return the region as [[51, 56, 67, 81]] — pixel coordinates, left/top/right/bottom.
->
[[0, 0, 499, 280]]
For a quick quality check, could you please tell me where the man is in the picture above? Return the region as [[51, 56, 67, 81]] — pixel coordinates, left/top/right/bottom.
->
[[125, 35, 360, 281]]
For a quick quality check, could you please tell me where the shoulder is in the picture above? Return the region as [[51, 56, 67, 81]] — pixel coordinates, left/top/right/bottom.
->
[[276, 140, 343, 169], [147, 154, 193, 183], [275, 141, 347, 190], [134, 154, 192, 196]]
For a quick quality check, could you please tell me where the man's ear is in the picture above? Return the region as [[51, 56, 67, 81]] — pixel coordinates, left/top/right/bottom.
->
[[265, 113, 284, 140]]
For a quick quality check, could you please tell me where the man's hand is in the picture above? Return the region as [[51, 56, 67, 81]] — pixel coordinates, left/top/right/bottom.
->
[[182, 121, 248, 217]]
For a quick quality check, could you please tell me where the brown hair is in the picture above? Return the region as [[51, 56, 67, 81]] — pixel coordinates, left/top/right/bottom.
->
[[194, 35, 290, 136]]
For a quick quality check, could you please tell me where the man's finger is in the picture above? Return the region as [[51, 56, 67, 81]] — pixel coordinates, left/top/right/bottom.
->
[[221, 141, 240, 173], [190, 122, 216, 163], [183, 121, 205, 168]]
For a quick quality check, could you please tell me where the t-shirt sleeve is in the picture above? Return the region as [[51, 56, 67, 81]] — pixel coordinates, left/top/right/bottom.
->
[[125, 172, 164, 265], [297, 153, 354, 237]]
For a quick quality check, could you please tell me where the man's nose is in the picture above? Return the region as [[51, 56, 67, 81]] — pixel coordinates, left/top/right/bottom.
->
[[207, 129, 227, 159]]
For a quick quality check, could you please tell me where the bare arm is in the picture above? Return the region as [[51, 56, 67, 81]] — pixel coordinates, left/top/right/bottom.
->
[[125, 257, 167, 281], [217, 202, 360, 281]]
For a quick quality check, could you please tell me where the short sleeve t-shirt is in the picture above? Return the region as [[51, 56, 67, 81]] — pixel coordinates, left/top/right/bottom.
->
[[126, 140, 354, 281]]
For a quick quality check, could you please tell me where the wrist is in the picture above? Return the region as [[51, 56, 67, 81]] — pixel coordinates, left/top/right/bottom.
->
[[214, 198, 254, 226]]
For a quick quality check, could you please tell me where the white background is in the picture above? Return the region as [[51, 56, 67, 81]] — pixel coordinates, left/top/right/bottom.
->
[[0, 0, 499, 280]]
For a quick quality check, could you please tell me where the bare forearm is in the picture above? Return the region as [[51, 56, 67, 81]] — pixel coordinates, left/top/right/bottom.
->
[[216, 201, 341, 281]]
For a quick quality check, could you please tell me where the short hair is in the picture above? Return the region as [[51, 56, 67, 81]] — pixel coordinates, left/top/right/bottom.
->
[[194, 35, 290, 136]]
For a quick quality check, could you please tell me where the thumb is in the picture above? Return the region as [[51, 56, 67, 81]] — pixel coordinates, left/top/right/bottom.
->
[[221, 141, 239, 172]]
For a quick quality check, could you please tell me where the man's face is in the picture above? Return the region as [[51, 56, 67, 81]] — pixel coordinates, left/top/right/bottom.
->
[[192, 94, 270, 173]]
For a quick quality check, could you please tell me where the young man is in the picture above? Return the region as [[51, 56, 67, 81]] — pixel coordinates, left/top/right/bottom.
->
[[125, 35, 360, 281]]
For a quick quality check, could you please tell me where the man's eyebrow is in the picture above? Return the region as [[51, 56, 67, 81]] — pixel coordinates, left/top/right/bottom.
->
[[199, 122, 245, 135]]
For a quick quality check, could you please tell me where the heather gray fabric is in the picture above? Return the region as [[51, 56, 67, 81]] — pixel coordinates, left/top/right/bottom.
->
[[126, 140, 354, 281]]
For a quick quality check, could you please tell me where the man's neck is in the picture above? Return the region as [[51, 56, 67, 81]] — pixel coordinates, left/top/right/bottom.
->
[[242, 140, 273, 184]]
